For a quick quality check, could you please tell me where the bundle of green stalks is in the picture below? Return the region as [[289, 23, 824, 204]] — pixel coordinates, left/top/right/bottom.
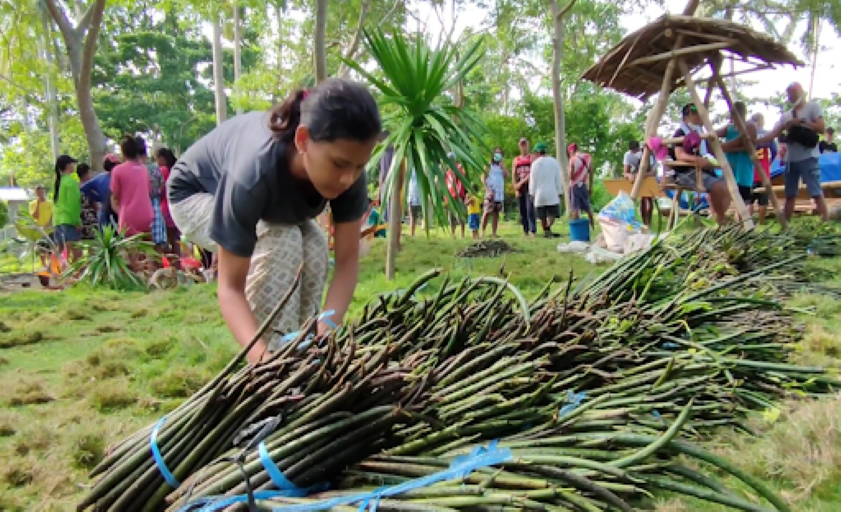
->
[[81, 271, 424, 512], [82, 228, 840, 512]]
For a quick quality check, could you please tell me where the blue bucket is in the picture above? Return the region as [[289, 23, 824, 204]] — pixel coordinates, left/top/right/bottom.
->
[[569, 218, 591, 242]]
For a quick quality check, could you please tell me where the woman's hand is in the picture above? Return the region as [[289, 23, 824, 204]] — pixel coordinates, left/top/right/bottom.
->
[[217, 245, 269, 364]]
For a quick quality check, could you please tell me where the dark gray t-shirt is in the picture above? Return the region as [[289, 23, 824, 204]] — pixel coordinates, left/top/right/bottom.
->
[[168, 111, 368, 257]]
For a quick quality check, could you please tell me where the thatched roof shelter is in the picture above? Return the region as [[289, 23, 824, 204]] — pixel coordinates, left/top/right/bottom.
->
[[581, 15, 803, 100]]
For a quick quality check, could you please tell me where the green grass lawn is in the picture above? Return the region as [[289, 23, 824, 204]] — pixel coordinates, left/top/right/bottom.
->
[[0, 220, 839, 511]]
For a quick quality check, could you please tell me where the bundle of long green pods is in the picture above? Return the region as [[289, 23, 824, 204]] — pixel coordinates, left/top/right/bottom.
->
[[82, 227, 839, 512]]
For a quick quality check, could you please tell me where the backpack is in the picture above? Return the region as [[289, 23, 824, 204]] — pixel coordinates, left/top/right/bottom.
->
[[146, 163, 164, 200], [786, 106, 819, 148]]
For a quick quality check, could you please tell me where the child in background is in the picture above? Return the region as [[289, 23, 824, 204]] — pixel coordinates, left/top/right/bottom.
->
[[466, 193, 481, 239]]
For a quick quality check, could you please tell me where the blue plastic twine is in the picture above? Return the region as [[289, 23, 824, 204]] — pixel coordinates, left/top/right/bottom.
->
[[263, 439, 512, 511], [558, 390, 586, 418], [281, 310, 337, 348], [150, 416, 181, 488]]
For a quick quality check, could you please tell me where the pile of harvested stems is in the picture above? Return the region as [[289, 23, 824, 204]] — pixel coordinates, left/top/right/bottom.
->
[[456, 240, 518, 258], [81, 227, 840, 512]]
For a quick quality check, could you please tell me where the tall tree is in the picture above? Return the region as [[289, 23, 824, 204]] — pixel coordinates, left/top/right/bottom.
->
[[43, 0, 108, 171], [548, 0, 577, 212], [314, 0, 328, 82]]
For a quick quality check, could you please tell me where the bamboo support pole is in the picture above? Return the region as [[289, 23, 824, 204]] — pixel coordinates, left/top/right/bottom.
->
[[677, 57, 753, 228], [631, 34, 684, 200], [627, 42, 732, 67], [709, 65, 787, 227]]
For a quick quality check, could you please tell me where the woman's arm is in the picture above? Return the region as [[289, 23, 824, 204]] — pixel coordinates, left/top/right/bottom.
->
[[217, 245, 268, 363], [321, 218, 363, 334]]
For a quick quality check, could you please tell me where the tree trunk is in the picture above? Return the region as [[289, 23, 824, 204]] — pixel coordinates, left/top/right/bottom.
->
[[385, 160, 406, 281], [43, 0, 108, 172], [212, 16, 228, 126], [314, 0, 328, 83], [39, 7, 60, 162], [549, 0, 576, 214], [275, 3, 284, 102], [234, 1, 243, 115], [337, 0, 372, 78]]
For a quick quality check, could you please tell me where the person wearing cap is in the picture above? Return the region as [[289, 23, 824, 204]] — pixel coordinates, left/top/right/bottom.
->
[[567, 143, 595, 229], [512, 138, 536, 237], [819, 127, 837, 154], [668, 103, 730, 224], [82, 154, 121, 228], [52, 155, 83, 259], [528, 142, 562, 238], [757, 82, 827, 221]]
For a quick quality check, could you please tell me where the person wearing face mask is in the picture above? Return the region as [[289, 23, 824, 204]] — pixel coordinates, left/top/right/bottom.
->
[[481, 147, 507, 238], [167, 79, 382, 363], [668, 103, 731, 224], [757, 82, 827, 221]]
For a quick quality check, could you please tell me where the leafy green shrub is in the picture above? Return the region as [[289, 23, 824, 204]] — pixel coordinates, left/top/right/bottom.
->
[[66, 226, 156, 289]]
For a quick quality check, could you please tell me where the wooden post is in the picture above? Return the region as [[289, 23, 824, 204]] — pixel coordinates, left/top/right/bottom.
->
[[677, 58, 753, 228], [385, 160, 406, 280], [631, 34, 684, 200], [710, 69, 788, 227]]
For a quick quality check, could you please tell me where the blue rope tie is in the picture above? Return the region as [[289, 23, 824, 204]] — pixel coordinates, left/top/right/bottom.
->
[[181, 440, 511, 512], [558, 390, 586, 418], [150, 416, 181, 488]]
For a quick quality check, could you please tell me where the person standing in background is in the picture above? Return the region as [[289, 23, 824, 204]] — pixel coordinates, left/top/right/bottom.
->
[[76, 164, 99, 240], [465, 192, 481, 239], [111, 135, 154, 237], [445, 153, 467, 238], [750, 113, 778, 223], [718, 101, 757, 222], [819, 127, 837, 153], [567, 143, 595, 229], [135, 136, 167, 252], [622, 141, 656, 226], [82, 154, 121, 229], [407, 170, 422, 236], [29, 185, 53, 230], [481, 147, 506, 238], [155, 147, 182, 255], [528, 142, 562, 238], [29, 185, 54, 268], [757, 82, 827, 222], [512, 138, 536, 237], [52, 155, 82, 261]]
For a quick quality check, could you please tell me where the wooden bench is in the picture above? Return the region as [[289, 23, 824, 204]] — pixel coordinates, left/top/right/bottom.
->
[[752, 180, 841, 200]]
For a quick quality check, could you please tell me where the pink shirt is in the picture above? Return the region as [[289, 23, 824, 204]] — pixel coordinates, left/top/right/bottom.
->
[[111, 161, 154, 236]]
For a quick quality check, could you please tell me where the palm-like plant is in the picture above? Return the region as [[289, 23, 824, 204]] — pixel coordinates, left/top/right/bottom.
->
[[65, 226, 157, 290], [344, 29, 489, 279]]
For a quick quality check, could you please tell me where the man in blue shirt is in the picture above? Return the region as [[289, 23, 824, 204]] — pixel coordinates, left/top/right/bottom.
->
[[81, 153, 120, 228]]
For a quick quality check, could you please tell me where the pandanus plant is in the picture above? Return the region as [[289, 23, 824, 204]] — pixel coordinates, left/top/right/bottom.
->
[[344, 29, 489, 279]]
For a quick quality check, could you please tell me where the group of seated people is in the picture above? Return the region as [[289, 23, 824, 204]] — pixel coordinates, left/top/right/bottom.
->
[[626, 82, 829, 224]]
